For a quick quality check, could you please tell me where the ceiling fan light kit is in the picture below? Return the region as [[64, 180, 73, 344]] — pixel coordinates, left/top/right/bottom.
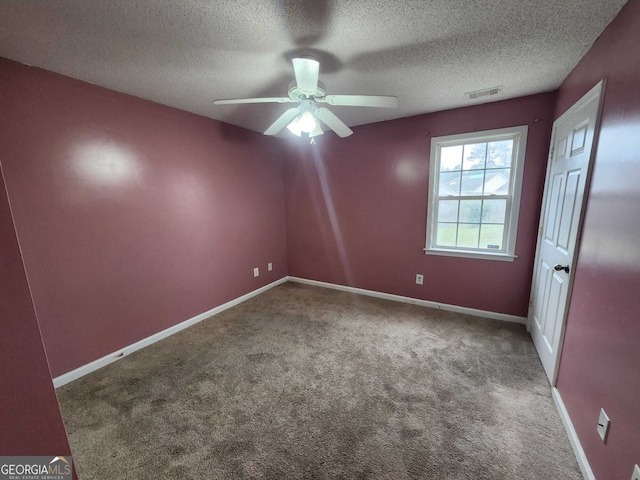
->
[[214, 57, 399, 139], [286, 117, 302, 137], [287, 110, 322, 138], [298, 111, 316, 133]]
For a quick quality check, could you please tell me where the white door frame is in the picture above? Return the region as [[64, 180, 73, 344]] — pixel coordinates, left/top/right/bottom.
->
[[527, 79, 606, 385]]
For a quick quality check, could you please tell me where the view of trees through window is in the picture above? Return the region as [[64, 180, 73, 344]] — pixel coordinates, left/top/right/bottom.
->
[[436, 139, 514, 250]]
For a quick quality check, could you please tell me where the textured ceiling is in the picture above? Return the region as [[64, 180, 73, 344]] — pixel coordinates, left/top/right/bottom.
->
[[0, 0, 627, 133]]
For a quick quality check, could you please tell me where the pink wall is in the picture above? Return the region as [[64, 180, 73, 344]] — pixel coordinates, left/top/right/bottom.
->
[[554, 1, 640, 478], [0, 58, 287, 378], [283, 93, 556, 317], [0, 167, 72, 457]]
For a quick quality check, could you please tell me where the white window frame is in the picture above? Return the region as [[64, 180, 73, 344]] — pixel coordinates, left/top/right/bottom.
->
[[425, 125, 528, 262]]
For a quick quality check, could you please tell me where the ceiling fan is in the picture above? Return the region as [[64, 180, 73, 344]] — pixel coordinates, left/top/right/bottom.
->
[[213, 57, 399, 138]]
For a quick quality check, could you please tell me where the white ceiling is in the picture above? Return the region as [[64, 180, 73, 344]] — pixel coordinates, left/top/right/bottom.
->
[[0, 1, 627, 133]]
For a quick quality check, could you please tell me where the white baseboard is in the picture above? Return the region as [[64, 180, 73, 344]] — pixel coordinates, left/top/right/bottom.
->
[[552, 387, 595, 480], [54, 275, 526, 388], [288, 277, 527, 325], [53, 277, 288, 388]]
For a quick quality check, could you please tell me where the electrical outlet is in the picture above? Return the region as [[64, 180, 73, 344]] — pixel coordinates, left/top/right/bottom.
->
[[631, 464, 640, 480], [597, 408, 610, 442], [268, 262, 273, 271], [253, 267, 259, 277], [416, 274, 424, 285]]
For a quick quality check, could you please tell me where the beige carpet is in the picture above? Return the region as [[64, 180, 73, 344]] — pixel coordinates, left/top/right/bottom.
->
[[57, 282, 582, 479]]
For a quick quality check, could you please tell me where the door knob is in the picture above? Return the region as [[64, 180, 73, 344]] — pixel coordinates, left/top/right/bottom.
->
[[554, 264, 570, 274]]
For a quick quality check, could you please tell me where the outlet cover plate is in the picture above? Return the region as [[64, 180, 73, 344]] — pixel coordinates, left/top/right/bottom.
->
[[416, 274, 424, 285], [253, 267, 259, 277], [597, 408, 610, 442], [632, 464, 640, 480], [268, 262, 273, 271]]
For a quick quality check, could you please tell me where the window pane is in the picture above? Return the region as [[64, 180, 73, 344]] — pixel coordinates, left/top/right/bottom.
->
[[439, 171, 461, 196], [484, 168, 511, 195], [438, 200, 459, 222], [457, 224, 480, 248], [481, 199, 506, 223], [436, 223, 457, 246], [460, 170, 485, 196], [427, 127, 525, 256], [479, 224, 504, 250], [487, 140, 513, 168], [462, 143, 487, 170], [440, 145, 463, 171], [459, 200, 481, 223]]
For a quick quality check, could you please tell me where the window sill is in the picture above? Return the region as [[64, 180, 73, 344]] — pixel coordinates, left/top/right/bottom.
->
[[424, 248, 517, 262]]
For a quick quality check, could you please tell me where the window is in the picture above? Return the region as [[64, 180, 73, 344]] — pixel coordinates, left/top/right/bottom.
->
[[425, 125, 528, 261]]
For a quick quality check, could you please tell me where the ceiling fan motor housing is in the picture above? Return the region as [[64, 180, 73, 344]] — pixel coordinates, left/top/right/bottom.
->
[[288, 81, 327, 101]]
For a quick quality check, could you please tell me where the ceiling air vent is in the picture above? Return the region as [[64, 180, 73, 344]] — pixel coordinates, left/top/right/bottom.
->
[[466, 86, 503, 100]]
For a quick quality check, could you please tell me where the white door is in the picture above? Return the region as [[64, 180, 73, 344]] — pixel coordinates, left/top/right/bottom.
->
[[529, 81, 604, 384]]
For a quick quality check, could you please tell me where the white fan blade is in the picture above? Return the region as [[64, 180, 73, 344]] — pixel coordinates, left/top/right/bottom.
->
[[315, 108, 353, 138], [292, 58, 319, 94], [321, 95, 399, 108], [214, 97, 294, 105], [264, 108, 301, 136]]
